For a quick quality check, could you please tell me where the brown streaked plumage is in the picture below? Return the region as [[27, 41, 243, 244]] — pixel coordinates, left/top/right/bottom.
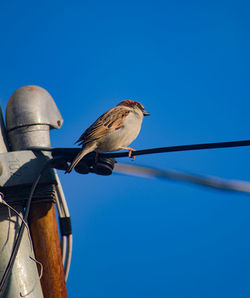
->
[[66, 100, 150, 173], [75, 107, 130, 146]]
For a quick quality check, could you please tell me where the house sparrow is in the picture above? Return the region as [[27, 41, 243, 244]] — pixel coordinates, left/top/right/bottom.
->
[[66, 100, 150, 173]]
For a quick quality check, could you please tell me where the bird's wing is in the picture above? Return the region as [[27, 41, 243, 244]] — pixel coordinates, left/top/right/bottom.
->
[[76, 106, 131, 146]]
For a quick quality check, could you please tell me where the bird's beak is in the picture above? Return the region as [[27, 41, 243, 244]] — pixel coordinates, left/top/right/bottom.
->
[[143, 109, 150, 116]]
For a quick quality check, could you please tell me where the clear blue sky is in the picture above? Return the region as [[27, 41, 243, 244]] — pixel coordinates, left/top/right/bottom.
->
[[1, 1, 250, 297]]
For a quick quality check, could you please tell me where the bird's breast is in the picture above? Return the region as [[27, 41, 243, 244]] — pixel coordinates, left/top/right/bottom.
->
[[97, 112, 143, 152]]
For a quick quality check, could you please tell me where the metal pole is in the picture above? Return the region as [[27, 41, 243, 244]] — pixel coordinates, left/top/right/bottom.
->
[[5, 86, 67, 298], [0, 106, 44, 297]]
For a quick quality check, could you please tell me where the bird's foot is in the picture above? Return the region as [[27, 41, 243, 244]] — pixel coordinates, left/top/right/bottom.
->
[[120, 147, 136, 160]]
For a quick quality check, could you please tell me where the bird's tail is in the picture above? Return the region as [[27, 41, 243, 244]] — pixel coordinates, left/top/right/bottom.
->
[[65, 143, 97, 173]]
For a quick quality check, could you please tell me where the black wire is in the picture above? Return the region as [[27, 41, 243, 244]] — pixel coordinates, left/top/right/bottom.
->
[[0, 159, 55, 296], [29, 139, 250, 160], [102, 139, 250, 158]]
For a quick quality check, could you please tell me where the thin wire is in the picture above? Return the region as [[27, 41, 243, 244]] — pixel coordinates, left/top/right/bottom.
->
[[54, 189, 67, 265], [0, 194, 44, 297], [65, 234, 73, 281], [114, 163, 250, 195], [0, 197, 32, 247], [54, 169, 72, 281], [19, 256, 44, 297], [0, 197, 11, 254]]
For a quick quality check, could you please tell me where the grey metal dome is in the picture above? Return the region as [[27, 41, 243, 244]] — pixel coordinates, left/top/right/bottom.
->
[[6, 85, 63, 131]]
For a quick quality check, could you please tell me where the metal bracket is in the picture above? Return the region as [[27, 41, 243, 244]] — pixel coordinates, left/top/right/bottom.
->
[[0, 148, 115, 206], [0, 150, 55, 187], [0, 150, 56, 205], [30, 147, 116, 176]]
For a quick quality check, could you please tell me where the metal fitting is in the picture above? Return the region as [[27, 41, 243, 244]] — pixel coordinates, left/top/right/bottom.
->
[[6, 85, 63, 150]]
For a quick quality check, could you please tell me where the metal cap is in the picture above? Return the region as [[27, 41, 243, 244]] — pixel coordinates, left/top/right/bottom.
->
[[6, 85, 63, 131]]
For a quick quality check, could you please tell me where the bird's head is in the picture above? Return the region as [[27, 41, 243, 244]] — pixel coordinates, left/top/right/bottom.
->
[[117, 100, 150, 116]]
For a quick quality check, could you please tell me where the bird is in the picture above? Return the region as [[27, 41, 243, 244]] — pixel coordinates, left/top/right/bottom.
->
[[66, 100, 150, 173]]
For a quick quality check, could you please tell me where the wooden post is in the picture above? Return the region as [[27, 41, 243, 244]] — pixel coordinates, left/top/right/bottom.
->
[[29, 202, 68, 298]]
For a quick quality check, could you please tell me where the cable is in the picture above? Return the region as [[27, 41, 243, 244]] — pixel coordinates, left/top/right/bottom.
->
[[54, 189, 67, 265], [103, 139, 250, 158], [0, 193, 31, 245], [29, 139, 250, 160], [0, 159, 53, 296], [114, 163, 250, 194], [54, 169, 72, 281]]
